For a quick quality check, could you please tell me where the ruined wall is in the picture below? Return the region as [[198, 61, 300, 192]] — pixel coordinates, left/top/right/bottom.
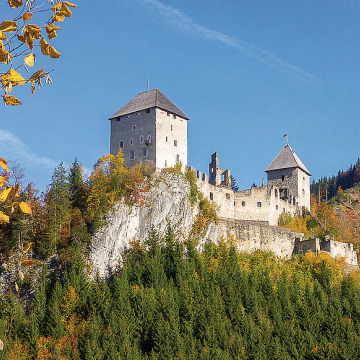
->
[[218, 218, 303, 258], [321, 240, 358, 267]]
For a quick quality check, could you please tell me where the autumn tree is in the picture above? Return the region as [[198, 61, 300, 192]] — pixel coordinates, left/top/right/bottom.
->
[[1, 0, 77, 106]]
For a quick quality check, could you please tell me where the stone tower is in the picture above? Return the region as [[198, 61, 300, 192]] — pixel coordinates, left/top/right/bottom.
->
[[265, 144, 311, 211], [109, 89, 189, 169]]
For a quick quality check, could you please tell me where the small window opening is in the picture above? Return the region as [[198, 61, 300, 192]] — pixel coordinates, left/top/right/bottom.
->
[[130, 138, 133, 146], [234, 201, 236, 206], [171, 125, 173, 131], [210, 192, 213, 200], [283, 208, 286, 213], [146, 109, 150, 114], [174, 140, 177, 147], [119, 140, 124, 149], [166, 136, 168, 142], [257, 202, 262, 207], [221, 174, 225, 182], [275, 188, 278, 197], [226, 193, 230, 200], [165, 160, 167, 167], [282, 175, 285, 181], [276, 205, 278, 210], [142, 148, 147, 157], [140, 135, 143, 143], [129, 151, 135, 160], [132, 125, 136, 131], [242, 201, 246, 207], [167, 112, 170, 116], [173, 114, 176, 119], [176, 154, 180, 162]]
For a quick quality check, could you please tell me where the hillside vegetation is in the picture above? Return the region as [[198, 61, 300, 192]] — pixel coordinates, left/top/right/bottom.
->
[[1, 231, 360, 359]]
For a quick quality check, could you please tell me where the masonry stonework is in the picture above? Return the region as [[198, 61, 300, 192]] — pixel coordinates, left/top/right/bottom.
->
[[108, 90, 358, 268]]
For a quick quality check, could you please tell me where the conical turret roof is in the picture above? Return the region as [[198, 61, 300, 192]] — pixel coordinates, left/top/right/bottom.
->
[[109, 89, 189, 120], [265, 144, 311, 176]]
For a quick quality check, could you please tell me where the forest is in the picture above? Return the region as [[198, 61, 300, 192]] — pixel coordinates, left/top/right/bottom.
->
[[1, 152, 360, 359]]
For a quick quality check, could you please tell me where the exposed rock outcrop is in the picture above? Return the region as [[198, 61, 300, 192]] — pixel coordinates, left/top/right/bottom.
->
[[90, 172, 199, 277]]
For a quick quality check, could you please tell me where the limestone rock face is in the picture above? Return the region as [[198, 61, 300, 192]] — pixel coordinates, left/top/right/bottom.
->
[[89, 172, 197, 277]]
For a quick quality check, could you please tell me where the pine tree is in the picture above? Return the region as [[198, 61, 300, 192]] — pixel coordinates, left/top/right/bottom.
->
[[47, 162, 72, 254]]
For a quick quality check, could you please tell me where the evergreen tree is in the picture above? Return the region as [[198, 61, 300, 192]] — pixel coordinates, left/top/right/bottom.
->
[[47, 162, 72, 254]]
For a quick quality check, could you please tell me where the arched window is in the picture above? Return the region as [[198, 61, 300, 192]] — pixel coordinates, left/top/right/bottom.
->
[[275, 188, 278, 197], [166, 136, 168, 142], [130, 138, 133, 146], [140, 135, 143, 143], [242, 201, 246, 207], [119, 140, 124, 149], [174, 140, 178, 147], [226, 193, 230, 200], [176, 154, 180, 162], [210, 192, 213, 200]]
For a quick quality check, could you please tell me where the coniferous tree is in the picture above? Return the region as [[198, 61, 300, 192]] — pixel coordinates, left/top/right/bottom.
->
[[47, 162, 72, 254]]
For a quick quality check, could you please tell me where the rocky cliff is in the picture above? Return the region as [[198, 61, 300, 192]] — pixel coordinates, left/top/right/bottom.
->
[[90, 172, 210, 277]]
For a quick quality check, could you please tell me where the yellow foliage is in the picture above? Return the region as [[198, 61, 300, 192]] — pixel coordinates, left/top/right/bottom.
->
[[48, 45, 61, 59], [7, 0, 23, 8], [24, 53, 35, 67], [7, 340, 29, 360], [0, 20, 17, 32], [22, 12, 33, 21]]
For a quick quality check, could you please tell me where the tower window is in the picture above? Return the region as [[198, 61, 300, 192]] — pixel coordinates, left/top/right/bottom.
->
[[140, 135, 143, 143], [282, 175, 285, 181], [166, 136, 168, 142], [165, 160, 167, 167], [257, 202, 262, 207], [176, 154, 180, 162], [173, 115, 176, 119], [171, 125, 173, 131], [275, 188, 278, 197], [119, 140, 124, 149], [130, 138, 133, 146], [142, 148, 147, 157], [132, 125, 136, 131], [276, 205, 278, 210], [167, 112, 170, 116], [210, 192, 213, 200], [226, 193, 230, 200], [174, 140, 178, 147], [242, 201, 246, 206], [146, 109, 150, 114], [129, 151, 135, 160]]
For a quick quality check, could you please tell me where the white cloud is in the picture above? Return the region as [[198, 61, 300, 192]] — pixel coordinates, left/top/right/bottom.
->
[[0, 129, 58, 172], [141, 0, 321, 84]]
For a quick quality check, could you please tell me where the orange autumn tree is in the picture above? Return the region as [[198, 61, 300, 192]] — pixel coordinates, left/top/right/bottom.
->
[[0, 157, 31, 222], [1, 0, 77, 106]]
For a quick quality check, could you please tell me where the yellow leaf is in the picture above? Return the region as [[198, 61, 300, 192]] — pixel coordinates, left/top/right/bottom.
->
[[24, 53, 35, 67], [22, 242, 34, 254], [1, 69, 26, 87], [19, 270, 24, 281], [64, 2, 77, 8], [0, 21, 17, 33], [3, 95, 22, 106], [61, 4, 72, 17], [52, 3, 62, 11], [17, 32, 33, 49], [13, 183, 21, 197], [49, 46, 60, 59], [22, 12, 33, 21], [7, 0, 23, 8], [0, 31, 6, 40], [0, 158, 10, 173], [19, 202, 32, 215], [0, 176, 6, 187], [0, 212, 9, 223], [0, 187, 12, 202], [20, 259, 35, 267], [52, 13, 65, 22], [25, 24, 41, 40], [0, 48, 12, 64], [14, 282, 19, 292], [29, 66, 46, 81], [40, 38, 50, 55], [46, 23, 61, 40]]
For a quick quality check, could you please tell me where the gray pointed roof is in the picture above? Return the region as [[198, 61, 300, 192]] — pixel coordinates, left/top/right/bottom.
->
[[265, 144, 312, 176], [109, 89, 189, 120]]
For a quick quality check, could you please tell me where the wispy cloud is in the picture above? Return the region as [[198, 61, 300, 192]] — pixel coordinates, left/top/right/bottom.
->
[[141, 0, 320, 84], [0, 129, 58, 172]]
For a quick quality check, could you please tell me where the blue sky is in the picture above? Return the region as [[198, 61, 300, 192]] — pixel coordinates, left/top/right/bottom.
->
[[1, 0, 360, 191]]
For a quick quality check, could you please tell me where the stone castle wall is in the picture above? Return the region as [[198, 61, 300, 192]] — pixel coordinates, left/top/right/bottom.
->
[[191, 167, 297, 226]]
